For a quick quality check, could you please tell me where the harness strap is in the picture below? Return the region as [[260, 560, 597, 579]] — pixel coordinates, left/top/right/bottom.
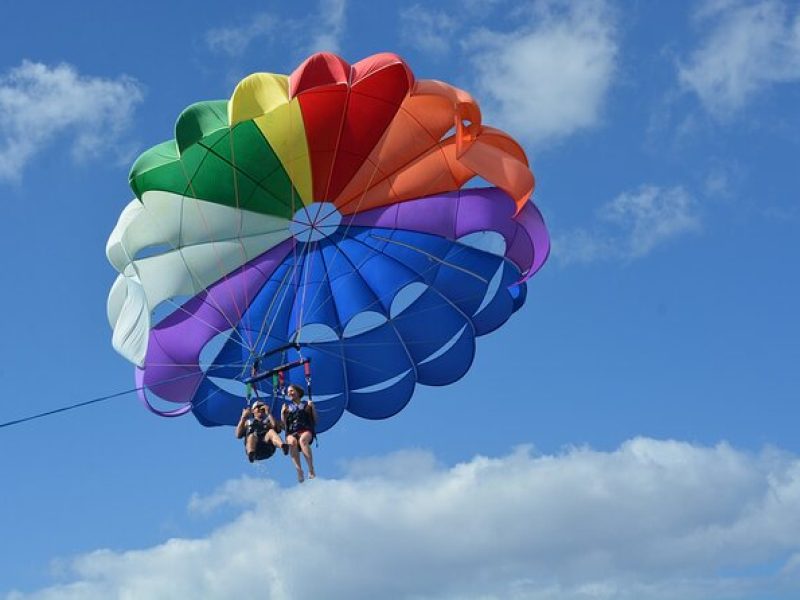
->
[[304, 359, 313, 402]]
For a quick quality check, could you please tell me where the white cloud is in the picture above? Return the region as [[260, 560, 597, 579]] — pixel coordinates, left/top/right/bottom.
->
[[0, 61, 143, 182], [206, 14, 278, 57], [703, 160, 746, 199], [9, 438, 800, 600], [305, 0, 347, 55], [206, 0, 348, 60], [678, 0, 800, 117], [463, 0, 617, 145], [399, 5, 460, 56], [705, 168, 732, 197], [462, 0, 506, 16], [604, 185, 701, 256], [556, 185, 701, 265]]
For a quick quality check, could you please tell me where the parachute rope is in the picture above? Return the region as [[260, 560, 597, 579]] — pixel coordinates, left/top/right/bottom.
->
[[0, 363, 244, 431], [163, 298, 252, 354], [196, 138, 296, 213], [253, 238, 314, 359], [287, 85, 397, 345], [150, 115, 311, 374], [367, 233, 490, 283], [320, 241, 419, 382], [257, 235, 502, 345], [225, 122, 258, 354], [247, 246, 302, 358], [177, 153, 250, 344], [294, 239, 317, 342]]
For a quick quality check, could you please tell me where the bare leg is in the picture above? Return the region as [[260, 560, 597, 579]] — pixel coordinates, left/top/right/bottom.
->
[[245, 434, 258, 462], [265, 429, 286, 453], [287, 435, 304, 482], [299, 431, 315, 479]]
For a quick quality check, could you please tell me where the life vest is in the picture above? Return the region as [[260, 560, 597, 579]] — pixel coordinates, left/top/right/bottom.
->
[[245, 415, 272, 437], [284, 400, 314, 435]]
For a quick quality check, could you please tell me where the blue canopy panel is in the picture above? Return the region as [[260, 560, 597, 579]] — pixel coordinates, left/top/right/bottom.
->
[[355, 226, 524, 332], [331, 231, 423, 313], [467, 262, 524, 335], [209, 258, 298, 378], [509, 282, 527, 312], [390, 285, 475, 386], [191, 377, 248, 427], [188, 223, 528, 432], [337, 319, 416, 419]]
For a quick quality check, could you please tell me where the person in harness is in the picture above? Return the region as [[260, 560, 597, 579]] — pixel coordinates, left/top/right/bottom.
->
[[282, 384, 317, 482], [236, 400, 288, 463]]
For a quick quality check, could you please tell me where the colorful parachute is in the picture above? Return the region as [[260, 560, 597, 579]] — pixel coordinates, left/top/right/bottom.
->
[[106, 52, 549, 432]]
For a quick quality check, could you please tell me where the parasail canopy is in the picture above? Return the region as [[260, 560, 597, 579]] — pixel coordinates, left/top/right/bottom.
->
[[106, 52, 550, 432]]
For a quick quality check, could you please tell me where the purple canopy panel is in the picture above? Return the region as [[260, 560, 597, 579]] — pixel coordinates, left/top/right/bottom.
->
[[137, 240, 294, 414], [345, 187, 549, 282], [514, 201, 550, 281]]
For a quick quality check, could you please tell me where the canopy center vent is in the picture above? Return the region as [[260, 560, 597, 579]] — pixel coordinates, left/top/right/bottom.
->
[[289, 202, 343, 243]]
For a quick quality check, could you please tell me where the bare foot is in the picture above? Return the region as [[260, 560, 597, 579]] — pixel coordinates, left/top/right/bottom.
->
[[297, 470, 305, 483]]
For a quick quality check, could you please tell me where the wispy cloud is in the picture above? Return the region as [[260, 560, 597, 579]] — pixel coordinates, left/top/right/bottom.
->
[[0, 61, 143, 182], [206, 0, 348, 60], [10, 438, 800, 599], [306, 0, 347, 55], [556, 185, 701, 265], [463, 0, 618, 146], [205, 14, 278, 57], [702, 160, 747, 199], [678, 0, 800, 117], [399, 5, 460, 56]]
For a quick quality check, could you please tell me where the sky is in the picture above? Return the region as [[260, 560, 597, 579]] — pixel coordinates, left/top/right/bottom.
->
[[0, 0, 798, 598]]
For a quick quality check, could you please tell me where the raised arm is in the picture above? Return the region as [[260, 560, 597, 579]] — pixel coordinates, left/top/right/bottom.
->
[[235, 407, 250, 439]]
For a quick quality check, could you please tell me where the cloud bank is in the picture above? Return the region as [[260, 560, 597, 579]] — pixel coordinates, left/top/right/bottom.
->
[[9, 438, 800, 600], [0, 61, 143, 182]]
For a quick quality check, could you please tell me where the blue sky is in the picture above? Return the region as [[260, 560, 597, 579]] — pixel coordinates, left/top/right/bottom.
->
[[1, 0, 799, 598]]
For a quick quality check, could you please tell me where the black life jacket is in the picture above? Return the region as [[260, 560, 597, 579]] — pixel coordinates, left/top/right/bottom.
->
[[246, 415, 272, 437], [284, 400, 314, 434]]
